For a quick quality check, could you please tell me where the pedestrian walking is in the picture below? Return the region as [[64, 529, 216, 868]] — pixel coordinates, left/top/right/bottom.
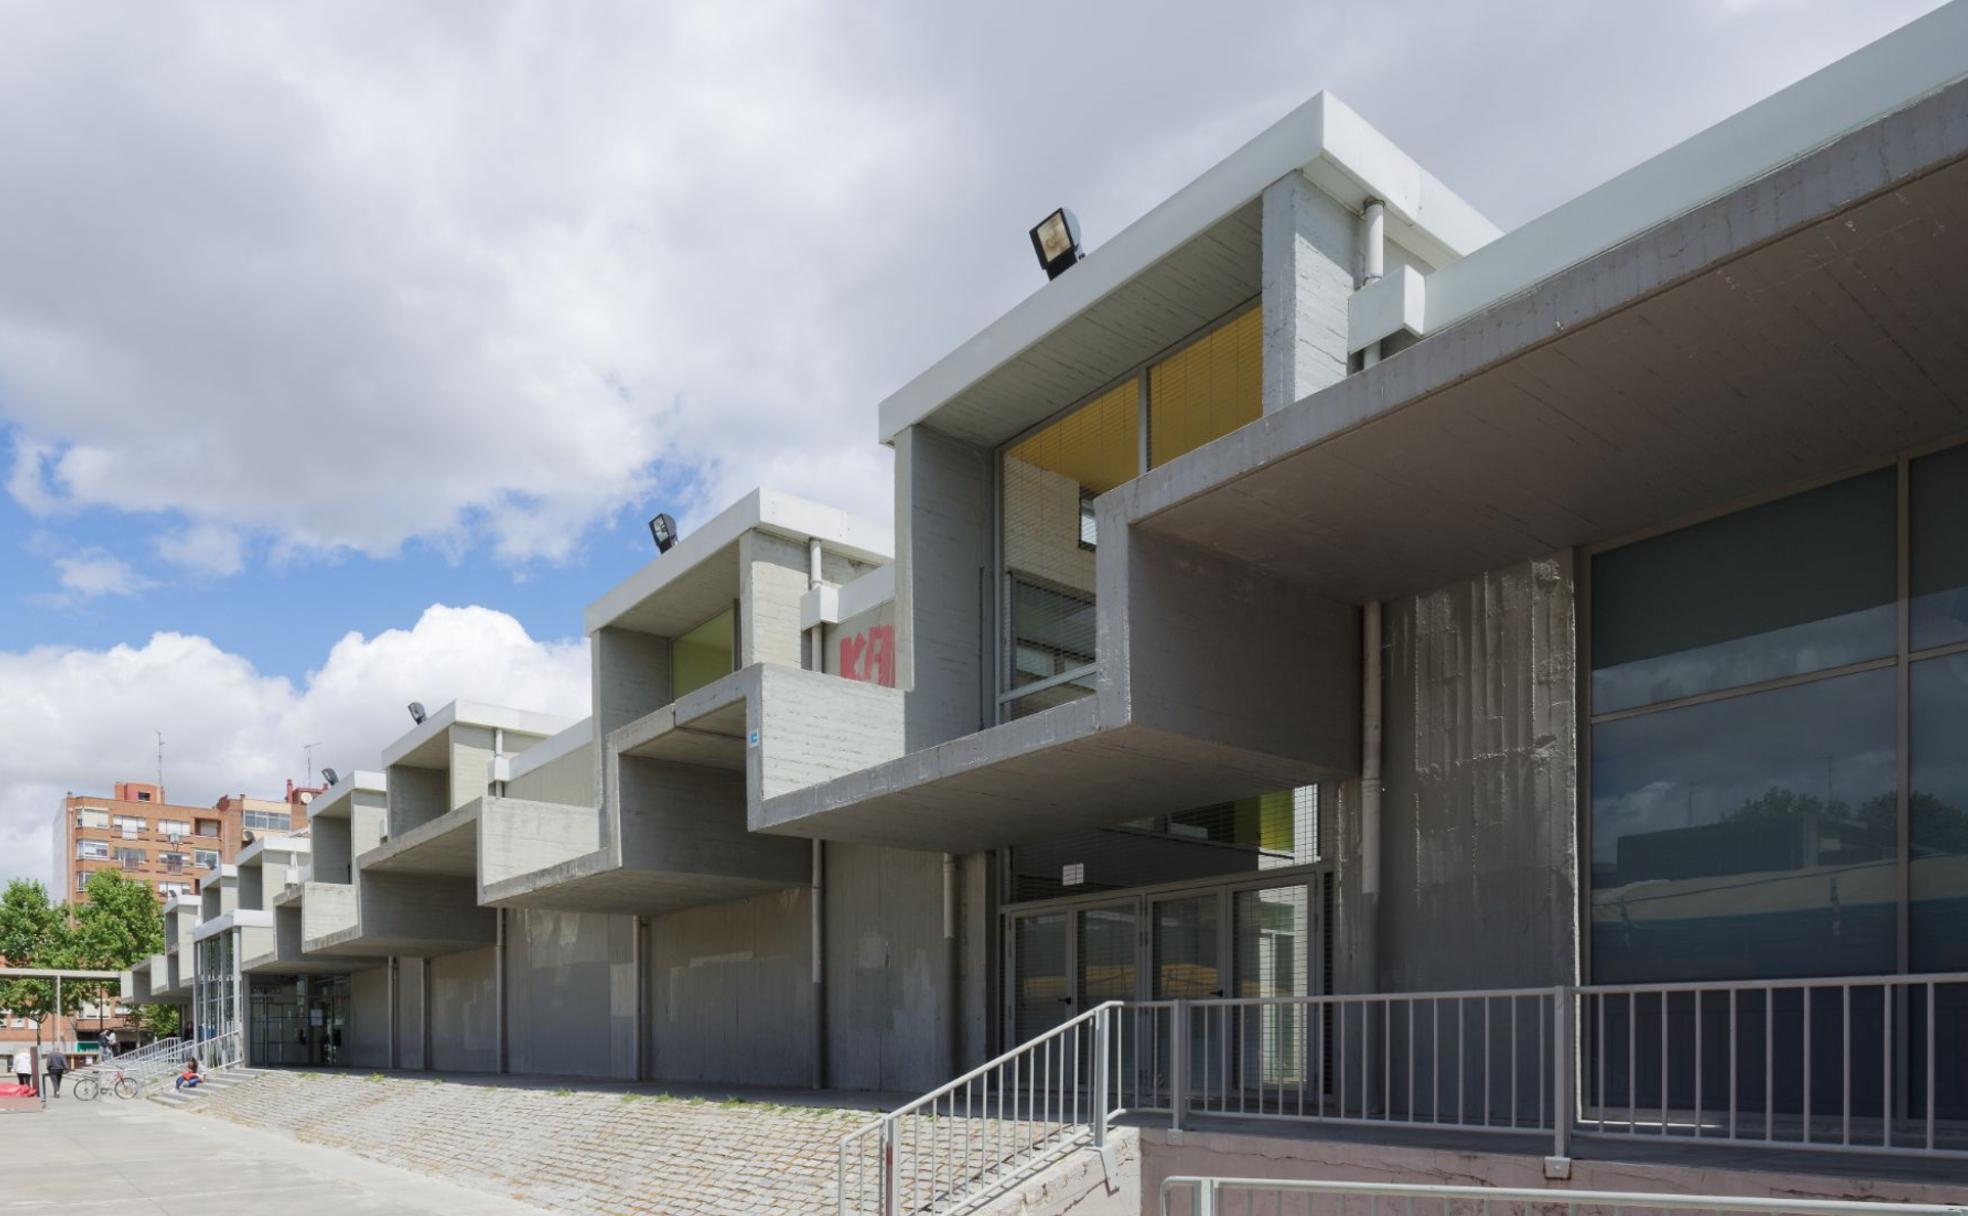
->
[[11, 1047, 32, 1090], [44, 1048, 66, 1097]]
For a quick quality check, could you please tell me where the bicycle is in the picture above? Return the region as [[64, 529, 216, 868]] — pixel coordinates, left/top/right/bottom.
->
[[71, 1066, 141, 1101]]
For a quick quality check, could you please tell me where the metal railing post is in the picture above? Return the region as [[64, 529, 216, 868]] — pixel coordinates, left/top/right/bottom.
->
[[880, 1116, 898, 1216], [1092, 1005, 1111, 1152], [1196, 1177, 1216, 1216], [1552, 986, 1573, 1162], [1171, 999, 1188, 1132]]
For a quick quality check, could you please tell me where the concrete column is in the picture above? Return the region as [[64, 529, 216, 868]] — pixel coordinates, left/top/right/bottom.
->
[[892, 424, 992, 749], [1260, 170, 1357, 413], [495, 909, 508, 1074], [386, 957, 398, 1070]]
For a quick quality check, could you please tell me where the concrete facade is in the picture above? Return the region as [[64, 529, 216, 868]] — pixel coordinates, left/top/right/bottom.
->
[[135, 11, 1968, 1202]]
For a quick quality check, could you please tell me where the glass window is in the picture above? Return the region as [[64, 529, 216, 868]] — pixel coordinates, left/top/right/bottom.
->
[[77, 808, 108, 829], [1008, 787, 1317, 901], [1911, 443, 1968, 651], [242, 810, 289, 833], [77, 840, 109, 860], [1235, 884, 1312, 1091], [1591, 468, 1896, 713], [1911, 654, 1968, 971], [1148, 306, 1262, 468], [1003, 379, 1136, 714], [193, 849, 220, 870], [671, 606, 735, 700], [1590, 667, 1897, 982]]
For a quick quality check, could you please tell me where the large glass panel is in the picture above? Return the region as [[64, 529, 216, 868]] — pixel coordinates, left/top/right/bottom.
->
[[1912, 442, 1968, 651], [1590, 667, 1897, 982], [1235, 885, 1311, 1092], [1078, 904, 1137, 1005], [1012, 912, 1069, 1044], [1148, 306, 1261, 468], [671, 606, 734, 700], [1002, 378, 1137, 713], [1591, 468, 1896, 713], [1911, 653, 1968, 971]]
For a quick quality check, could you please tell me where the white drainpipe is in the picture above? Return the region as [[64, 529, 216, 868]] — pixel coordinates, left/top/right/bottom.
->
[[807, 535, 828, 1088], [1361, 199, 1386, 368]]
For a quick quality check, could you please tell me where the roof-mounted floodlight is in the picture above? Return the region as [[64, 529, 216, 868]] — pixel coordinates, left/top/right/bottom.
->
[[407, 702, 426, 725], [1030, 208, 1084, 280], [320, 767, 339, 787], [648, 513, 679, 553]]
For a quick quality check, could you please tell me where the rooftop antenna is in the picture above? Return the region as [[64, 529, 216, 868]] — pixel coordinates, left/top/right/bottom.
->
[[303, 742, 323, 787], [154, 728, 165, 794]]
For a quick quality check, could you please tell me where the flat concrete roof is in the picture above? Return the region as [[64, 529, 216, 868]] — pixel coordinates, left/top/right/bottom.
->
[[307, 770, 385, 821], [1127, 75, 1968, 605], [585, 488, 892, 636], [1416, 1, 1968, 337], [381, 701, 571, 770], [877, 91, 1497, 448], [506, 716, 592, 783]]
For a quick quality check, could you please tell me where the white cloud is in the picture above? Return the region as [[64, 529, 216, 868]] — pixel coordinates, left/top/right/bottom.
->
[[0, 605, 590, 892], [156, 522, 245, 577], [51, 550, 153, 599], [0, 1, 1943, 570]]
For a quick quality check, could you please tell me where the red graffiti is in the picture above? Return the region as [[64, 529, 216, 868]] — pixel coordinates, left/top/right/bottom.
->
[[838, 624, 896, 687]]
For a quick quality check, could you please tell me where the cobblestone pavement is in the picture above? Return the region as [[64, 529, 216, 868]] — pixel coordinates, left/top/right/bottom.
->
[[179, 1069, 892, 1216], [0, 1081, 553, 1215]]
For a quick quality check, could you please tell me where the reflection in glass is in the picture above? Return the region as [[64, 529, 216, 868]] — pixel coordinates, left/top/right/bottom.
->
[[1007, 787, 1317, 901], [1911, 443, 1968, 650], [1591, 468, 1895, 713], [1236, 885, 1310, 1091], [1154, 895, 1220, 1101], [1911, 655, 1968, 971], [1013, 912, 1069, 1043], [1078, 905, 1137, 1004], [1590, 668, 1897, 982]]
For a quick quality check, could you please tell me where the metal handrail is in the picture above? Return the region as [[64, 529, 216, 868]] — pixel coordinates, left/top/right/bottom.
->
[[838, 1001, 1124, 1216], [1160, 1178, 1968, 1216]]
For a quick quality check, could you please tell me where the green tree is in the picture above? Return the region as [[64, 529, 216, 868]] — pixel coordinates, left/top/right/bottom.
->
[[0, 879, 67, 1032], [69, 871, 170, 1037]]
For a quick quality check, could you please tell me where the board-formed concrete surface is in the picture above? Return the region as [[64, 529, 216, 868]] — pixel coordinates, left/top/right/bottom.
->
[[0, 1080, 553, 1216]]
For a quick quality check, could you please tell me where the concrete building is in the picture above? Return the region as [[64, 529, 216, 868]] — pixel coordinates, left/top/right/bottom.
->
[[140, 3, 1968, 1196]]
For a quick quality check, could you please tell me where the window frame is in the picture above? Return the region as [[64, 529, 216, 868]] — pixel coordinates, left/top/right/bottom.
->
[[1581, 436, 1968, 985], [994, 297, 1261, 722]]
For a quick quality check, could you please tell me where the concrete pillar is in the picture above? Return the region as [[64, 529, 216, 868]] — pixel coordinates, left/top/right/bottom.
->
[[1260, 170, 1357, 413], [892, 424, 993, 749]]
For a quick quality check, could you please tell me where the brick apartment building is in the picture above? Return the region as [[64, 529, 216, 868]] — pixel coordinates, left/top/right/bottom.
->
[[51, 779, 320, 906]]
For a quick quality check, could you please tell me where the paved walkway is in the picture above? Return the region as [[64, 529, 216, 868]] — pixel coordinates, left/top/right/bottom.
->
[[0, 1085, 554, 1215]]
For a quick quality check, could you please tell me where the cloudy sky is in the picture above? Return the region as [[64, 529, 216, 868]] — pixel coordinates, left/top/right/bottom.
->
[[0, 0, 1946, 890]]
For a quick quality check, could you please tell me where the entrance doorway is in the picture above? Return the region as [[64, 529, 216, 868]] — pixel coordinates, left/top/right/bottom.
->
[[249, 976, 350, 1066], [1004, 874, 1325, 1044]]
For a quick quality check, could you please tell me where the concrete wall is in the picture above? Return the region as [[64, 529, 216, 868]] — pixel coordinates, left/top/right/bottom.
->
[[348, 964, 389, 1068], [301, 881, 356, 943], [1002, 455, 1095, 597], [752, 666, 905, 804], [387, 765, 446, 835], [618, 752, 805, 885], [894, 424, 992, 751], [1117, 529, 1360, 771], [593, 626, 672, 811], [449, 724, 497, 814], [395, 958, 426, 1070], [506, 744, 594, 806], [429, 946, 497, 1073], [479, 797, 601, 888], [1330, 552, 1578, 996], [824, 843, 952, 1092], [1260, 169, 1357, 412], [357, 872, 495, 949], [505, 908, 637, 1079], [648, 886, 813, 1086], [740, 531, 809, 669]]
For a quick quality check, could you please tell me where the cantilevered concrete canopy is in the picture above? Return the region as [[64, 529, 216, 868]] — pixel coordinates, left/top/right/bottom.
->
[[1125, 78, 1968, 605], [757, 697, 1332, 854], [247, 888, 369, 975], [485, 664, 900, 912], [361, 801, 481, 877]]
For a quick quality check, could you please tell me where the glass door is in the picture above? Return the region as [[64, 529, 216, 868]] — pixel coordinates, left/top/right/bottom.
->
[[1152, 893, 1222, 1107], [1234, 883, 1314, 1097], [1011, 911, 1071, 1045]]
